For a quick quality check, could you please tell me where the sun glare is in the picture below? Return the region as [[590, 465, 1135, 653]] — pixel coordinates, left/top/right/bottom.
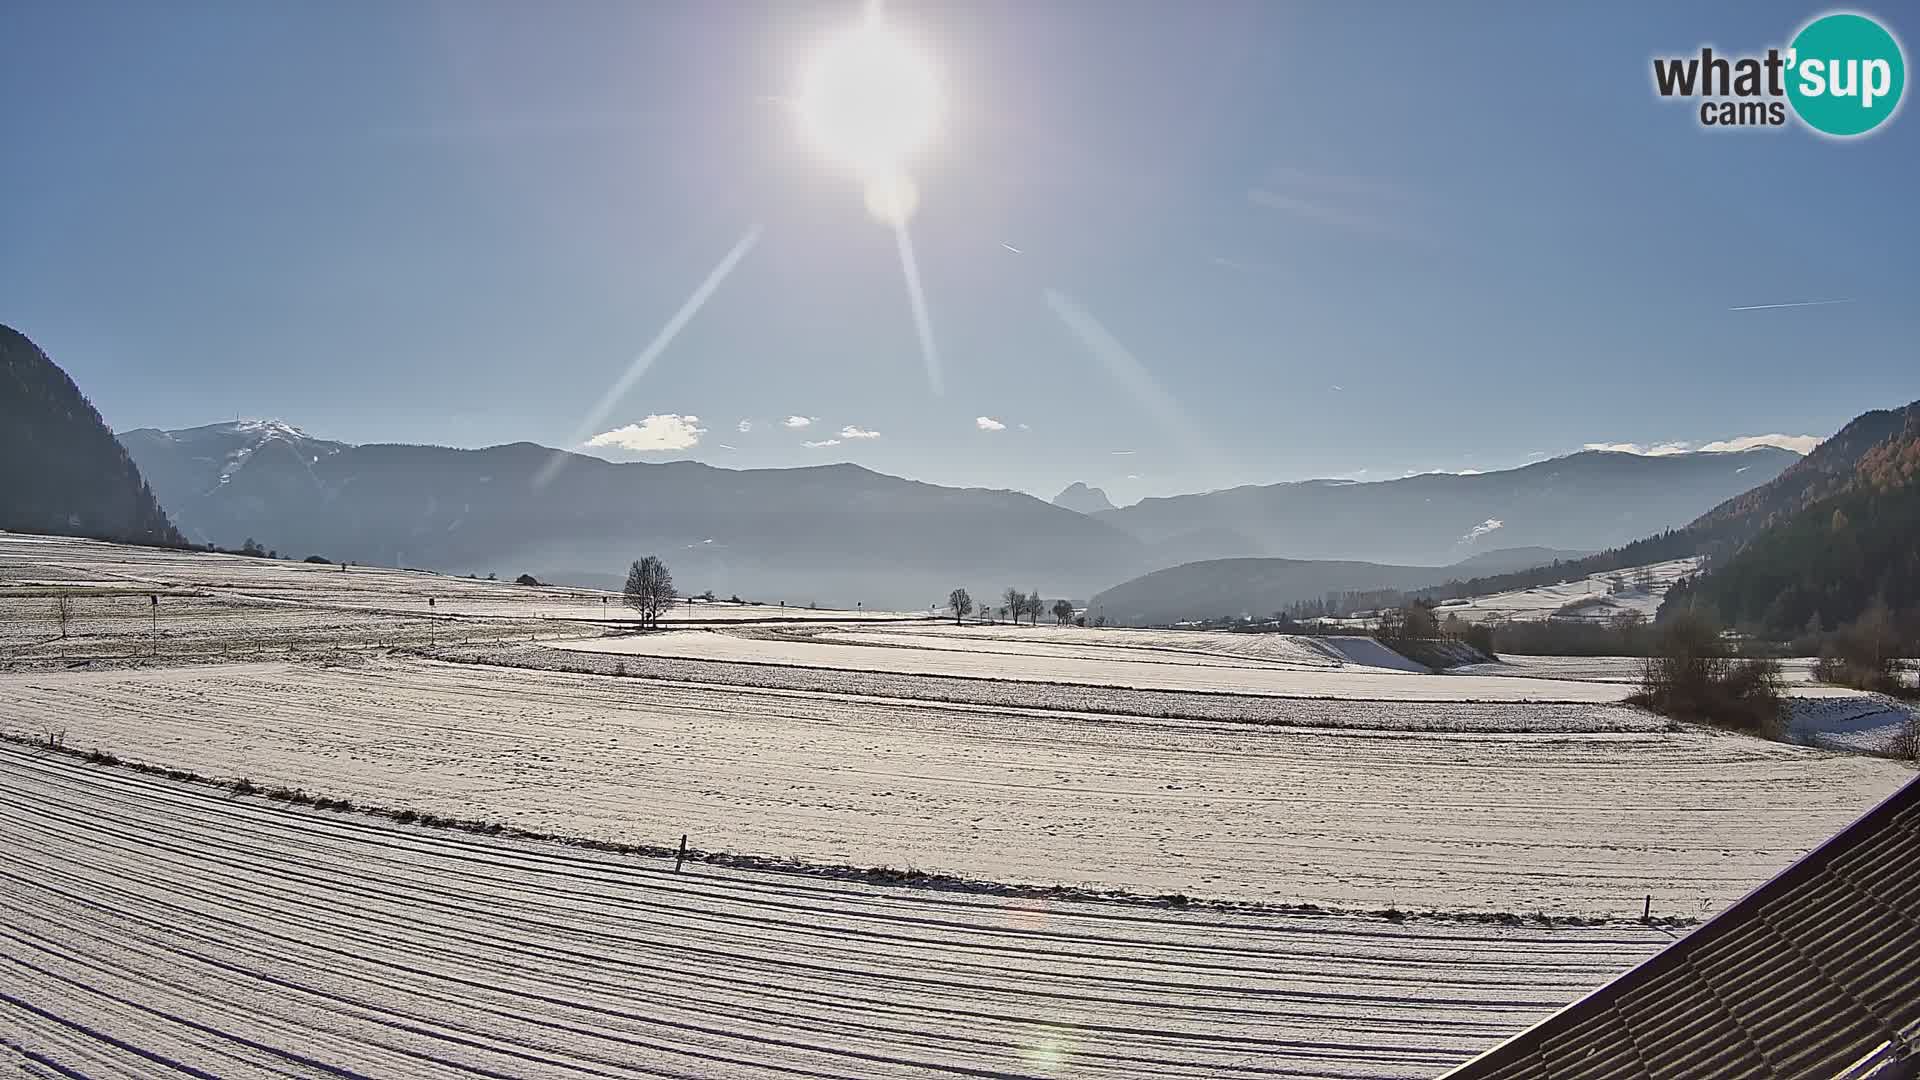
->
[[797, 17, 940, 185]]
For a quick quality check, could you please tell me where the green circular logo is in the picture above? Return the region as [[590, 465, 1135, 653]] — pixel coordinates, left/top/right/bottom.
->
[[1787, 13, 1906, 136]]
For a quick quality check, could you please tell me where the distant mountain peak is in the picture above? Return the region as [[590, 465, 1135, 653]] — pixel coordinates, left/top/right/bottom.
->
[[1052, 482, 1116, 515], [226, 418, 311, 440]]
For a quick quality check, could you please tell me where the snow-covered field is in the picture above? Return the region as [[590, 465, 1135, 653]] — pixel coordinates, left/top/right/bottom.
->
[[1, 654, 1905, 917], [1429, 557, 1702, 625], [558, 628, 1631, 702], [0, 745, 1678, 1079], [4, 534, 1916, 1075], [0, 532, 928, 626]]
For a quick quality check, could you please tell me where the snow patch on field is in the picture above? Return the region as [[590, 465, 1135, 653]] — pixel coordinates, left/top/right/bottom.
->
[[1789, 694, 1917, 754], [1306, 635, 1431, 672]]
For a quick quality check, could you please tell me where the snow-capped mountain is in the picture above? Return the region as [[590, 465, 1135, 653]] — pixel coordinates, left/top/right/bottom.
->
[[115, 420, 350, 543]]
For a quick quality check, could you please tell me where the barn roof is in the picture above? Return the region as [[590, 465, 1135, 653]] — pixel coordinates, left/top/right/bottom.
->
[[1439, 773, 1920, 1080]]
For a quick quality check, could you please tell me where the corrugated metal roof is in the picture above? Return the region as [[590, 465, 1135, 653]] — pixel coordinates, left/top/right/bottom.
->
[[1439, 773, 1920, 1080]]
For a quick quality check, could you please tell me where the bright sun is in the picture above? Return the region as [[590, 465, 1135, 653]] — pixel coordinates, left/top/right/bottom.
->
[[796, 15, 940, 221]]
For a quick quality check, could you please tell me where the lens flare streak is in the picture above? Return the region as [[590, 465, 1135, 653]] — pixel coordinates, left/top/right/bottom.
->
[[895, 223, 943, 395], [535, 224, 763, 488]]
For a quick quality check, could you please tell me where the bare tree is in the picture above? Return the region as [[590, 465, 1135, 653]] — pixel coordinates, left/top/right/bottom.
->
[[51, 595, 73, 639], [1003, 587, 1023, 624], [1026, 589, 1043, 626], [623, 556, 677, 630], [1051, 598, 1074, 625], [947, 588, 973, 625]]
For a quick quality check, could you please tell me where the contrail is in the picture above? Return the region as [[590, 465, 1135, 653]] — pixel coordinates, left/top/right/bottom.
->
[[895, 223, 944, 395], [1728, 298, 1855, 312], [535, 224, 763, 488], [1001, 242, 1023, 254]]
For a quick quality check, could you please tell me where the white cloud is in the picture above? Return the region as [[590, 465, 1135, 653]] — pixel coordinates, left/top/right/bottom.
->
[[1017, 422, 1031, 431], [802, 438, 842, 449], [716, 443, 737, 450], [1583, 441, 1696, 457], [736, 419, 753, 433], [783, 415, 815, 429], [1462, 518, 1504, 543], [1110, 449, 1135, 456], [839, 425, 880, 440], [584, 414, 706, 452], [1698, 433, 1822, 455], [975, 416, 1006, 431], [1584, 434, 1820, 457], [1125, 473, 1141, 480]]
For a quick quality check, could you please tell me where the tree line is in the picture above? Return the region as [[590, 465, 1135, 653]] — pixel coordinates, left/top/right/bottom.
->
[[945, 587, 1076, 626]]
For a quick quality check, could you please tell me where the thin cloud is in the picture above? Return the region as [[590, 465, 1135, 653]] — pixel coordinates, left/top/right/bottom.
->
[[1330, 385, 1344, 392], [1017, 422, 1030, 431], [1110, 449, 1135, 456], [1125, 473, 1142, 480], [1001, 242, 1023, 254], [839, 425, 880, 440], [1247, 166, 1408, 234], [736, 419, 753, 433], [802, 438, 842, 449], [716, 443, 737, 450], [1248, 188, 1386, 230], [584, 414, 707, 452], [975, 416, 1006, 431], [1728, 298, 1854, 312], [783, 415, 815, 429], [1265, 165, 1407, 201]]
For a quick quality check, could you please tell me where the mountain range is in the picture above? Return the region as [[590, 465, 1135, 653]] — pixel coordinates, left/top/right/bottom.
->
[[1093, 448, 1798, 568], [1098, 401, 1920, 629], [115, 416, 1797, 608]]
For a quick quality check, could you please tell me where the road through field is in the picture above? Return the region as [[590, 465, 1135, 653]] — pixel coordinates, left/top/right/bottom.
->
[[0, 744, 1672, 1079], [0, 656, 1905, 916]]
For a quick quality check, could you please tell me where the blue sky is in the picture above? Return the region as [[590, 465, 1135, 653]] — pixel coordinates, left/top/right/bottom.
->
[[3, 1, 1916, 503]]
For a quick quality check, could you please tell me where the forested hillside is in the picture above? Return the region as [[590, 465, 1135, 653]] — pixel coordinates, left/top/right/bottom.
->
[[1412, 402, 1920, 614], [1667, 413, 1920, 636], [0, 324, 182, 546]]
